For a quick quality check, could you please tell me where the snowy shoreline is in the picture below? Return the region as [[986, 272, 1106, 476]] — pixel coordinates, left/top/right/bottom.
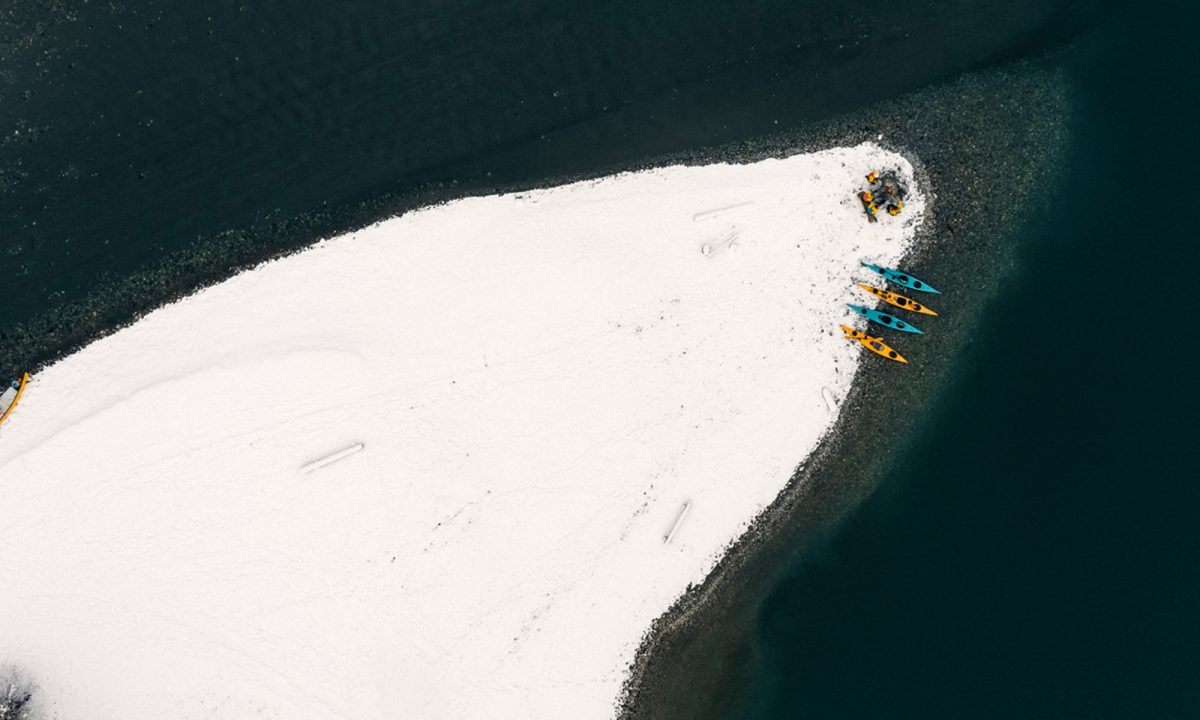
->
[[0, 143, 923, 720]]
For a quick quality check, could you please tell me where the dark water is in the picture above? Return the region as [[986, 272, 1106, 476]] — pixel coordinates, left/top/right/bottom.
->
[[4, 0, 1188, 717], [1, 0, 1095, 373], [744, 3, 1200, 718]]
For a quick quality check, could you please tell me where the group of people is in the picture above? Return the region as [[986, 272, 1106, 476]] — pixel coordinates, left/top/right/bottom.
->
[[858, 169, 907, 222]]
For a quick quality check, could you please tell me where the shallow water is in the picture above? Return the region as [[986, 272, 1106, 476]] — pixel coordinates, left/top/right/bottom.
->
[[741, 3, 1199, 717]]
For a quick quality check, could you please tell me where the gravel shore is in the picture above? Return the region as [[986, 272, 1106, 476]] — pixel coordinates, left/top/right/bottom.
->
[[617, 58, 1072, 720]]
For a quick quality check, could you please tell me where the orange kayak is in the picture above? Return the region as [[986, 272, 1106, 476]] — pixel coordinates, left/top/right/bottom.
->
[[839, 325, 908, 364], [857, 283, 938, 316], [0, 372, 29, 427]]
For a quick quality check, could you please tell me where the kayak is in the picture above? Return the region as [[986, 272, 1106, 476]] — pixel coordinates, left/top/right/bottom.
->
[[0, 372, 29, 428], [847, 304, 924, 334], [840, 325, 908, 364], [861, 262, 941, 294], [857, 283, 938, 316]]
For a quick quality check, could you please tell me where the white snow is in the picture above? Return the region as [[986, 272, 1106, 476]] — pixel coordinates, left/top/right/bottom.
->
[[0, 143, 923, 720]]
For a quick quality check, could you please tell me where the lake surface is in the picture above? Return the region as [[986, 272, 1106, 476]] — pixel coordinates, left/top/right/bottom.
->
[[6, 0, 1191, 717], [2, 0, 1092, 372], [742, 2, 1200, 718]]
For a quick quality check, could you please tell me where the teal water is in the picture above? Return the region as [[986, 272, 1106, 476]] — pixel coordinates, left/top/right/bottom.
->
[[743, 4, 1199, 717]]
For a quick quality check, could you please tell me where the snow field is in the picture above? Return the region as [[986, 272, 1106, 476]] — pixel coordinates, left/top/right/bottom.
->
[[0, 143, 923, 720]]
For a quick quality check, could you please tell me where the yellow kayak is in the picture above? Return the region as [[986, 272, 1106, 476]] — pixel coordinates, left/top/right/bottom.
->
[[840, 325, 908, 364], [0, 372, 30, 428], [857, 283, 938, 316]]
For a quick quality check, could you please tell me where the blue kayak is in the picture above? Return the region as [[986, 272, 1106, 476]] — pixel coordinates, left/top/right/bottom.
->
[[846, 304, 924, 334], [862, 262, 941, 294]]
